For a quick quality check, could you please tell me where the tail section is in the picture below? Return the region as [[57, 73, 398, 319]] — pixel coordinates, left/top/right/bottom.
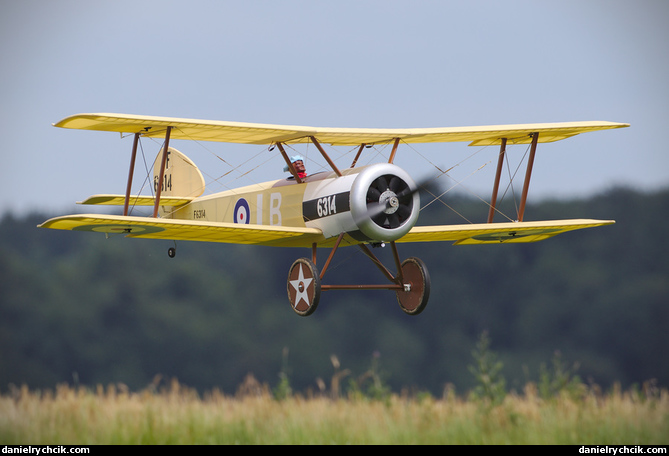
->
[[77, 147, 205, 209], [153, 147, 205, 199]]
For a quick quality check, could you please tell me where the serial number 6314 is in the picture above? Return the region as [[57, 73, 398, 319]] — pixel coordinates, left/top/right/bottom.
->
[[317, 195, 337, 218]]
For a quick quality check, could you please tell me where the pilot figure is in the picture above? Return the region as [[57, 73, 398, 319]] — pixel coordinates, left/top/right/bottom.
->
[[284, 155, 307, 179]]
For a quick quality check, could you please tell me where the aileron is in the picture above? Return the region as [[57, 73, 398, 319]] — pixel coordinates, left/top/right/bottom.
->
[[399, 219, 615, 245]]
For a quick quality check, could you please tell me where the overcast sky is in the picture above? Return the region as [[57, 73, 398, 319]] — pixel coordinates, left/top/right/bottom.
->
[[1, 0, 667, 217]]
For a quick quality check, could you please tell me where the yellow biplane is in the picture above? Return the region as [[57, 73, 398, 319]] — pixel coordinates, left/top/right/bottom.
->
[[39, 113, 628, 316]]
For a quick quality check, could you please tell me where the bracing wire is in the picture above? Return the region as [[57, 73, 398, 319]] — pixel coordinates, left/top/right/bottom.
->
[[403, 139, 528, 224], [127, 128, 532, 224]]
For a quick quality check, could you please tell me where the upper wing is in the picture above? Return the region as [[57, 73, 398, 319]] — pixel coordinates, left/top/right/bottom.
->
[[398, 219, 615, 245], [38, 214, 324, 247], [54, 113, 629, 147]]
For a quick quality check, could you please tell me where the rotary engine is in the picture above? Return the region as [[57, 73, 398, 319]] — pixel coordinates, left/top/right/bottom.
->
[[349, 163, 420, 242], [303, 163, 420, 243]]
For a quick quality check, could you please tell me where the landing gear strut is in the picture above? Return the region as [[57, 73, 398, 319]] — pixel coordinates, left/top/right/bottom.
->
[[286, 237, 430, 316]]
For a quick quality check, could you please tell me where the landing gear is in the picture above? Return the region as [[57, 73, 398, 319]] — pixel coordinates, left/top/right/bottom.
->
[[396, 257, 430, 316], [287, 258, 321, 317], [167, 241, 177, 258], [286, 238, 430, 316]]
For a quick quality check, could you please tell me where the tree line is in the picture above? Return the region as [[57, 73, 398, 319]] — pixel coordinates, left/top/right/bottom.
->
[[1, 186, 667, 395]]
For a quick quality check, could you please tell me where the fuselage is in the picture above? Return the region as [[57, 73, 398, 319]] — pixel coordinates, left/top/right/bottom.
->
[[166, 168, 360, 235], [162, 162, 420, 246]]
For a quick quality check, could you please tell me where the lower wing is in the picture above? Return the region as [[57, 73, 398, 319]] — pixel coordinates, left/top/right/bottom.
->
[[38, 214, 324, 247], [39, 214, 613, 247], [398, 219, 615, 245]]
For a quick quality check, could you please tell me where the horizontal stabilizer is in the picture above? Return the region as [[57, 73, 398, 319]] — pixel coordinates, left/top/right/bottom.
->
[[399, 219, 615, 245], [78, 194, 193, 206]]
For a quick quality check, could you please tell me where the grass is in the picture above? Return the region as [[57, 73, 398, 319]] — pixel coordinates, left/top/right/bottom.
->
[[1, 379, 667, 444], [3, 339, 667, 444]]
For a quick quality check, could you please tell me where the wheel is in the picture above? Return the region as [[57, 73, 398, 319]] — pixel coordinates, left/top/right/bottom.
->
[[167, 247, 176, 258], [287, 258, 321, 317], [396, 257, 430, 315]]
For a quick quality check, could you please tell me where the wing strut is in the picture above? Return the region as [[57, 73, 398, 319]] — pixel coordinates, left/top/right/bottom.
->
[[350, 143, 366, 168], [487, 132, 540, 222], [123, 133, 140, 216], [120, 126, 173, 217], [517, 132, 539, 222], [153, 126, 173, 217], [310, 136, 342, 177], [388, 138, 401, 164], [487, 138, 507, 223], [276, 142, 303, 184]]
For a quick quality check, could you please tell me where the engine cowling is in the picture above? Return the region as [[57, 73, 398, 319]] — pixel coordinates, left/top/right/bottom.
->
[[349, 163, 420, 242], [302, 163, 420, 243]]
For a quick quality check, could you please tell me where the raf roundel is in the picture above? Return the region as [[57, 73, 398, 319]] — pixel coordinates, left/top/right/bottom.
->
[[234, 198, 250, 224]]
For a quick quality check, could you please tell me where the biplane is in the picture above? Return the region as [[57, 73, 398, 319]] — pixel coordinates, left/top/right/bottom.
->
[[39, 113, 628, 316]]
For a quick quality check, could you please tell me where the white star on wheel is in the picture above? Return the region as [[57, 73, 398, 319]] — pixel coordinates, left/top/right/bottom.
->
[[289, 264, 313, 308]]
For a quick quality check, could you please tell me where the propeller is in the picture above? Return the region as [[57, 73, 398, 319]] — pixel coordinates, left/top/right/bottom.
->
[[365, 174, 417, 229]]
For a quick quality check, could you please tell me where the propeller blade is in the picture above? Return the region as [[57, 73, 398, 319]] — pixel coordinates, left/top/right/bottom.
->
[[367, 186, 381, 201], [373, 176, 389, 192], [397, 204, 411, 220], [388, 213, 400, 229], [388, 176, 403, 193], [367, 201, 388, 219]]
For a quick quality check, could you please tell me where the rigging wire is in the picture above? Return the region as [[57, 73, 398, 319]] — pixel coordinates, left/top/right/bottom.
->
[[484, 142, 532, 221], [124, 136, 155, 217], [150, 128, 270, 193], [403, 139, 525, 224], [125, 128, 532, 225]]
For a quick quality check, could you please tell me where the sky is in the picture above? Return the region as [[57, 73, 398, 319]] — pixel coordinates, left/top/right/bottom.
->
[[1, 0, 667, 217]]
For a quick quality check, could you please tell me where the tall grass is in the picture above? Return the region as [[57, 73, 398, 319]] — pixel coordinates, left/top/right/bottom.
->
[[1, 378, 667, 444], [3, 338, 667, 444]]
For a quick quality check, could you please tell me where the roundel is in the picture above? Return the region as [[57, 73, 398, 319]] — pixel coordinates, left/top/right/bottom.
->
[[234, 198, 250, 224]]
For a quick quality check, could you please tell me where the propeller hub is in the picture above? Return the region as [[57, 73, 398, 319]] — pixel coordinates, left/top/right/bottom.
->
[[379, 191, 400, 214]]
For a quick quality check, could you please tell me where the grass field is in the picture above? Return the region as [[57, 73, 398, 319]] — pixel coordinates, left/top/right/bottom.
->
[[1, 378, 667, 445]]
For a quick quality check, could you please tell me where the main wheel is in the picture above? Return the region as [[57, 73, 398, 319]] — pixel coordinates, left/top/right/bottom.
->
[[287, 258, 321, 317], [396, 257, 430, 315]]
